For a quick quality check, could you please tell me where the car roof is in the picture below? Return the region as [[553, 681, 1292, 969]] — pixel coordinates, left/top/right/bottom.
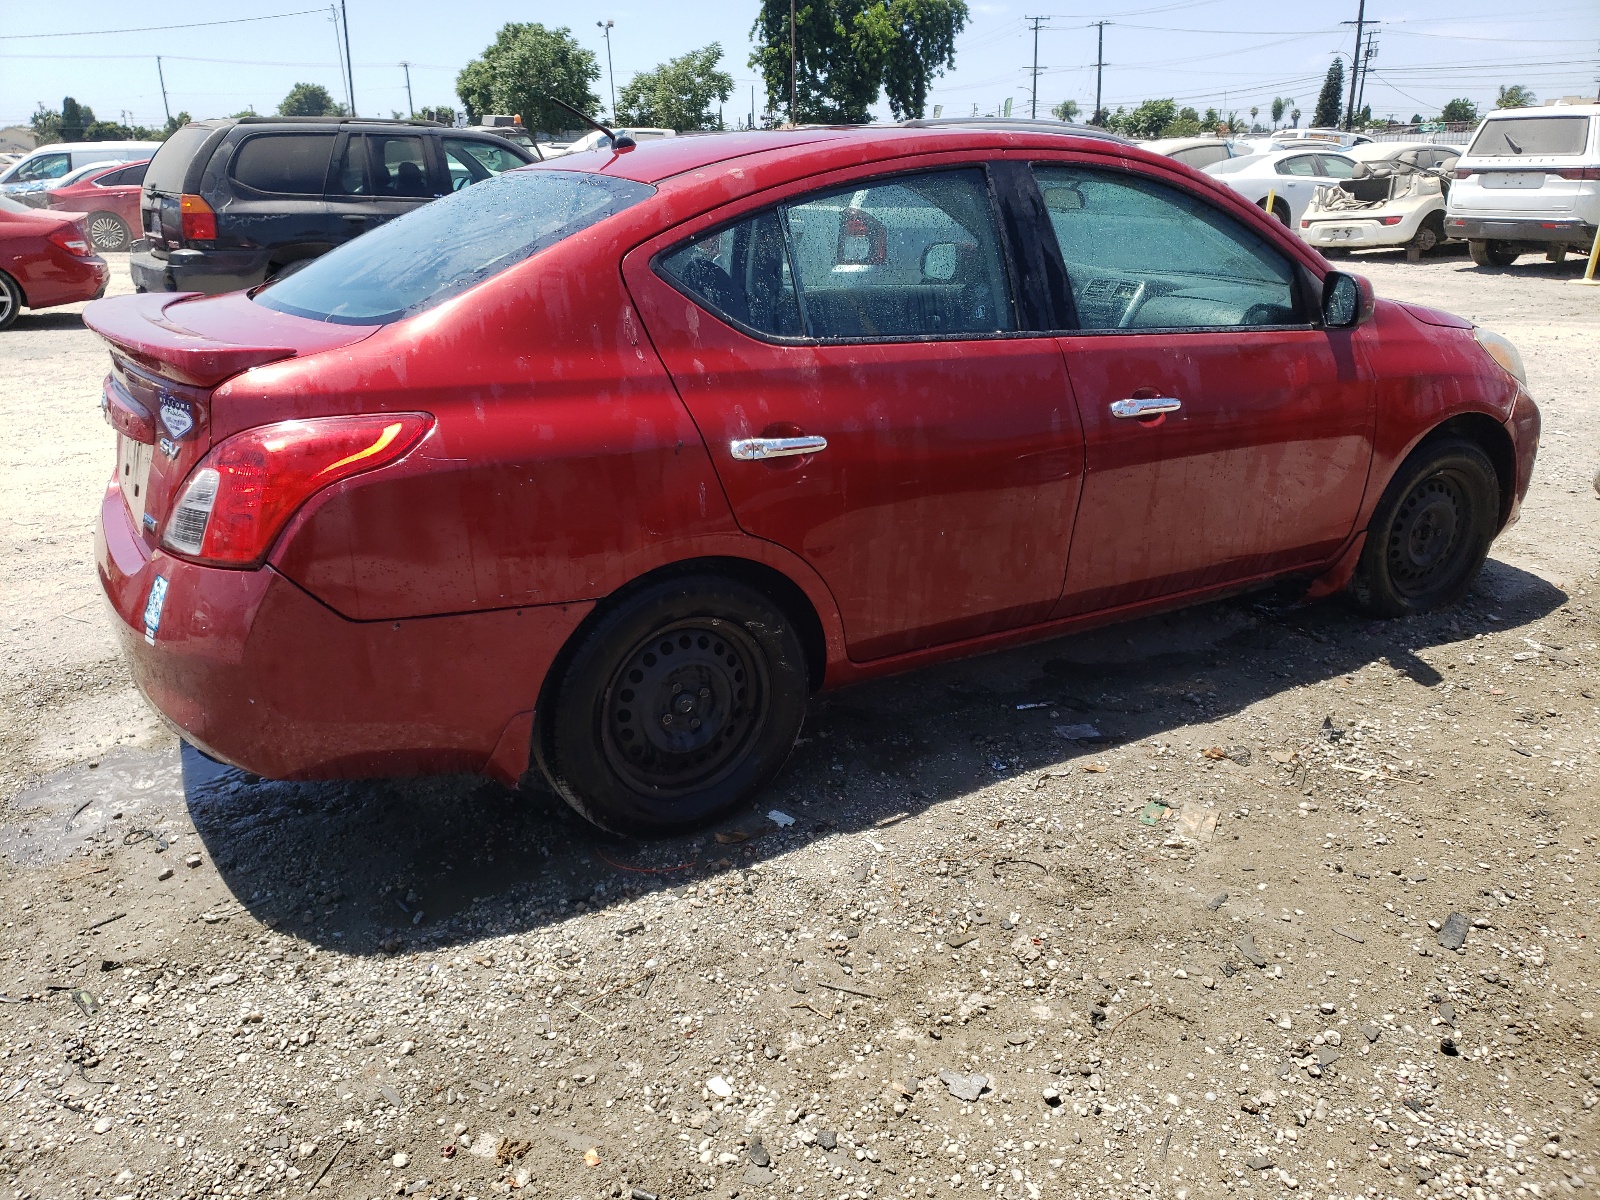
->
[[1348, 141, 1459, 159], [1479, 102, 1600, 118], [539, 125, 1146, 184]]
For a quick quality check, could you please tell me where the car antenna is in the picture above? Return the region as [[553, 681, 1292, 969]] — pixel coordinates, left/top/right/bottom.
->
[[542, 95, 635, 150]]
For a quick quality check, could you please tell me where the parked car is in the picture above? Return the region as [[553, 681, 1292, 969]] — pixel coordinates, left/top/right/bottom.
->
[[1299, 142, 1460, 257], [0, 196, 109, 330], [86, 126, 1538, 834], [462, 116, 543, 158], [557, 127, 676, 156], [0, 141, 159, 189], [130, 117, 535, 294], [1205, 147, 1360, 226], [1143, 136, 1243, 170], [4, 157, 129, 204], [1446, 102, 1600, 267], [42, 159, 149, 251], [1268, 128, 1375, 150]]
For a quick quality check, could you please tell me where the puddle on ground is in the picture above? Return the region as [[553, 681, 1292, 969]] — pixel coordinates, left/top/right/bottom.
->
[[2, 745, 189, 867]]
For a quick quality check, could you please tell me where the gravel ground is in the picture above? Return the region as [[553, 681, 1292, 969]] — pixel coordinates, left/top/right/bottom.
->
[[0, 245, 1596, 1200]]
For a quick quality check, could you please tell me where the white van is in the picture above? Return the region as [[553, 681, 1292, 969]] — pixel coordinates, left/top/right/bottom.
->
[[1446, 102, 1599, 267], [0, 141, 162, 188]]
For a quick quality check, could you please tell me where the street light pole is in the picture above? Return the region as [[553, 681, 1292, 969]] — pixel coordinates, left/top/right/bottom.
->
[[597, 21, 616, 119]]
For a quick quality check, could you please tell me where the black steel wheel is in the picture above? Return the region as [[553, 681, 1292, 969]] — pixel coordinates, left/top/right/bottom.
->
[[537, 574, 809, 835], [86, 212, 130, 252], [1350, 437, 1499, 617]]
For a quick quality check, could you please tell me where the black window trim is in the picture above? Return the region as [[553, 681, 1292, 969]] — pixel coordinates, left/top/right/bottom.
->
[[650, 162, 1046, 348], [1025, 159, 1319, 336]]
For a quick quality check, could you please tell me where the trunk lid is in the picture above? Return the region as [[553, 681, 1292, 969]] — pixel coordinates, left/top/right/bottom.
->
[[86, 290, 378, 551]]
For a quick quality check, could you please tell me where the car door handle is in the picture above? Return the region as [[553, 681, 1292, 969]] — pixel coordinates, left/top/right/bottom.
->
[[341, 214, 370, 223], [729, 435, 828, 461], [1109, 397, 1181, 418]]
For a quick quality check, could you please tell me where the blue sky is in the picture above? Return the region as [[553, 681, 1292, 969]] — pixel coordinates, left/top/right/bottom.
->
[[1, 0, 1595, 132]]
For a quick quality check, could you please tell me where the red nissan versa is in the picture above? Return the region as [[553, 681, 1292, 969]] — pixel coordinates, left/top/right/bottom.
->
[[86, 126, 1540, 834], [0, 196, 108, 330]]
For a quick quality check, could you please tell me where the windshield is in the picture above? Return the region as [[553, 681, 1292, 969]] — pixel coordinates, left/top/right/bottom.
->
[[1469, 116, 1590, 157], [255, 168, 655, 325]]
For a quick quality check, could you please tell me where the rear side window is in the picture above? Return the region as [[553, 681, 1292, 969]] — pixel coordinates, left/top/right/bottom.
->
[[659, 168, 1015, 341], [1171, 145, 1229, 169], [368, 134, 430, 197], [145, 124, 217, 193], [1276, 155, 1321, 176], [1469, 116, 1589, 157], [255, 168, 654, 325], [230, 134, 336, 195], [1036, 164, 1297, 330]]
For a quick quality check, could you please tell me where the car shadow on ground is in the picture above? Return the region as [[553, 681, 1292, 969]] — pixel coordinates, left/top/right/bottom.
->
[[13, 312, 87, 332], [152, 556, 1569, 958]]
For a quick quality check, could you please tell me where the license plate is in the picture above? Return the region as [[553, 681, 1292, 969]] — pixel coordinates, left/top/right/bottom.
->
[[142, 576, 169, 645], [1483, 172, 1544, 189], [1329, 227, 1357, 240], [117, 432, 154, 529], [146, 208, 163, 237]]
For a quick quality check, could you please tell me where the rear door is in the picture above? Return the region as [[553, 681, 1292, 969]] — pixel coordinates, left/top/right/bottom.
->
[[1031, 160, 1375, 616], [625, 162, 1084, 661]]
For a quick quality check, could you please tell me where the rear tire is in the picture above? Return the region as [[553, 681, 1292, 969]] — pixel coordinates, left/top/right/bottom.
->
[[1259, 197, 1291, 226], [537, 575, 810, 835], [85, 212, 130, 252], [0, 271, 21, 331], [1468, 238, 1521, 267], [1350, 437, 1499, 618], [1407, 215, 1443, 255]]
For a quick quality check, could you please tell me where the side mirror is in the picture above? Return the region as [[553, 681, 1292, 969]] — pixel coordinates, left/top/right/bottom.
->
[[1042, 184, 1084, 212], [921, 242, 959, 282], [1322, 270, 1375, 329]]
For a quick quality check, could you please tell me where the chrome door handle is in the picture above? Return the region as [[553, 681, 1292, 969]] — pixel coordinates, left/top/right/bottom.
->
[[729, 435, 828, 461], [1109, 397, 1181, 418]]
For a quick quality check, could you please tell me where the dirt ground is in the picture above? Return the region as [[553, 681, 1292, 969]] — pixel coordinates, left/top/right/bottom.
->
[[0, 245, 1596, 1200]]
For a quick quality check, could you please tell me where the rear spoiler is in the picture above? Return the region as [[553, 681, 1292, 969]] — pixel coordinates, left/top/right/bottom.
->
[[83, 293, 296, 387]]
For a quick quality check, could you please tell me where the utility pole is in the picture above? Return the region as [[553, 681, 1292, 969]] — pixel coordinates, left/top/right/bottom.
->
[[789, 0, 797, 125], [1354, 29, 1378, 121], [155, 56, 172, 126], [339, 0, 356, 117], [596, 21, 616, 118], [1342, 0, 1365, 130], [1027, 16, 1045, 120], [400, 62, 414, 117], [1091, 20, 1109, 125], [328, 7, 352, 115]]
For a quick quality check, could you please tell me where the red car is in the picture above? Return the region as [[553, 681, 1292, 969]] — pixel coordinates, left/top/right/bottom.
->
[[44, 158, 149, 252], [85, 126, 1539, 834], [0, 196, 109, 330]]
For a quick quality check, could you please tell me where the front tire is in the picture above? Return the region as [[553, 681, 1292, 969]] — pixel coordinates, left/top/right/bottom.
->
[[1469, 239, 1521, 267], [537, 575, 810, 835], [0, 272, 21, 331], [1350, 437, 1499, 617], [86, 212, 130, 252]]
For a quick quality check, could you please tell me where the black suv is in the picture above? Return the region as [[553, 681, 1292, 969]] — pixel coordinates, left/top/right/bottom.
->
[[131, 117, 534, 294]]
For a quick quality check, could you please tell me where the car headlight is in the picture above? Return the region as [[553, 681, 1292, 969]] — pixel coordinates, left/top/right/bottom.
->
[[1473, 325, 1526, 387]]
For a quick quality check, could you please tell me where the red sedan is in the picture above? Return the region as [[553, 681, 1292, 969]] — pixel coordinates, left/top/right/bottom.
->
[[0, 196, 109, 330], [85, 126, 1539, 833], [44, 158, 148, 252]]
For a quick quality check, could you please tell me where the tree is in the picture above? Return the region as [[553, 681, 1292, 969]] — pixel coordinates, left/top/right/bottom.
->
[[1103, 98, 1175, 139], [1270, 96, 1286, 127], [420, 105, 458, 126], [1249, 105, 1258, 126], [166, 111, 193, 136], [1051, 99, 1079, 122], [1410, 113, 1423, 125], [749, 0, 968, 124], [1289, 105, 1301, 128], [1313, 58, 1344, 128], [616, 43, 734, 130], [1440, 98, 1478, 124], [278, 83, 343, 117], [1496, 84, 1537, 109], [457, 23, 600, 134]]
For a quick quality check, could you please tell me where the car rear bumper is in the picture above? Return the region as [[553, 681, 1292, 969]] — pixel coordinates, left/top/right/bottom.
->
[[96, 481, 592, 784], [1302, 219, 1403, 248], [129, 247, 272, 295], [1445, 215, 1597, 244], [25, 251, 109, 309]]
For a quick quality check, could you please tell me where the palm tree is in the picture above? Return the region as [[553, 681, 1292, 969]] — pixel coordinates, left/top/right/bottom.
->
[[1289, 103, 1301, 129], [1270, 96, 1286, 128]]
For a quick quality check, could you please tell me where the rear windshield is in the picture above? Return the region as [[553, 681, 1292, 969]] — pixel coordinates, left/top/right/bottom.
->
[[1469, 116, 1590, 157], [145, 124, 217, 193], [255, 168, 655, 325]]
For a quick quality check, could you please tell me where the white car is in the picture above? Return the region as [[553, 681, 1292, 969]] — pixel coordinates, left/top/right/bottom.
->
[[1142, 137, 1243, 171], [1298, 142, 1461, 257], [1446, 101, 1600, 267], [553, 127, 676, 157], [1203, 147, 1359, 227]]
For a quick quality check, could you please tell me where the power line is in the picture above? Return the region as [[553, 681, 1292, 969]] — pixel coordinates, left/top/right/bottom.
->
[[0, 8, 326, 40]]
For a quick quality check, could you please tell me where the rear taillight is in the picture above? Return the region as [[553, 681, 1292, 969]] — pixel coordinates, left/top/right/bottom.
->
[[161, 414, 430, 565], [1453, 167, 1475, 180], [180, 194, 216, 241], [836, 208, 888, 266], [48, 228, 92, 256], [1550, 167, 1600, 181], [1380, 215, 1403, 226]]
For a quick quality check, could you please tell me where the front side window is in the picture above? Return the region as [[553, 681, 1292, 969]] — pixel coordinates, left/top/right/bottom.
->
[[255, 168, 654, 325], [1277, 155, 1321, 177], [14, 153, 71, 183], [659, 168, 1015, 341], [443, 139, 526, 192], [1035, 164, 1298, 331], [368, 135, 431, 197], [1316, 155, 1357, 178], [1172, 144, 1230, 169], [231, 134, 335, 195]]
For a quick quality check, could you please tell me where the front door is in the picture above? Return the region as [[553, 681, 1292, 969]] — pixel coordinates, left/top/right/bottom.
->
[[1030, 162, 1376, 617], [626, 166, 1084, 661]]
